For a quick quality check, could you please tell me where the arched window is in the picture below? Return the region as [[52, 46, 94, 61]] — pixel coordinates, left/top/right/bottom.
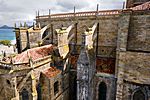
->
[[37, 83, 42, 100], [98, 82, 107, 100], [21, 89, 29, 100], [133, 89, 145, 100], [54, 81, 59, 95]]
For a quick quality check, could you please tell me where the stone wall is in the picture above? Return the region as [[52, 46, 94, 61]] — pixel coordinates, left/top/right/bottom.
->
[[96, 57, 115, 74], [0, 70, 32, 100], [0, 61, 51, 100], [116, 51, 150, 100], [36, 12, 120, 100], [116, 10, 150, 100], [122, 81, 150, 100], [0, 76, 14, 100], [15, 27, 42, 52], [29, 31, 41, 48], [117, 51, 150, 84], [37, 15, 120, 56], [127, 12, 150, 52], [15, 28, 22, 53], [40, 72, 70, 100], [97, 16, 119, 58], [94, 73, 116, 100], [19, 29, 28, 51]]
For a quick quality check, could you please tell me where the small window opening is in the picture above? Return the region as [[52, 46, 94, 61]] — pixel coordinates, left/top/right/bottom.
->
[[6, 80, 10, 85], [54, 81, 59, 95]]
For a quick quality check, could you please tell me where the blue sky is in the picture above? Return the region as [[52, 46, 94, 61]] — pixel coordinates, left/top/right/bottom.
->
[[0, 0, 125, 26]]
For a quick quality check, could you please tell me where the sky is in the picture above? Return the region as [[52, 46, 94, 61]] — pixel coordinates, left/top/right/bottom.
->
[[0, 0, 126, 26]]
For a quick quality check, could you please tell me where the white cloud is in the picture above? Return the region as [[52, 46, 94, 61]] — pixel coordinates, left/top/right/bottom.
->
[[0, 0, 125, 26]]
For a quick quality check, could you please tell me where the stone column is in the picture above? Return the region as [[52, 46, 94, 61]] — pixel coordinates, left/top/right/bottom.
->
[[14, 28, 22, 53], [31, 71, 38, 100], [115, 10, 132, 100], [11, 77, 19, 100], [116, 11, 131, 52]]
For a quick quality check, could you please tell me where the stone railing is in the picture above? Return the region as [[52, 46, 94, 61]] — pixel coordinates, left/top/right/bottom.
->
[[33, 55, 52, 67], [0, 55, 52, 71], [36, 3, 150, 20], [0, 61, 29, 71], [36, 10, 120, 19], [12, 55, 52, 70], [0, 61, 12, 70], [131, 1, 150, 11], [12, 63, 29, 70]]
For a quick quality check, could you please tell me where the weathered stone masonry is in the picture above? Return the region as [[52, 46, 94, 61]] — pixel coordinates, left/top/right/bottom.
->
[[0, 0, 150, 100]]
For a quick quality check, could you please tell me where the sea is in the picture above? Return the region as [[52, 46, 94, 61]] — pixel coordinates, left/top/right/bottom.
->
[[0, 29, 16, 44]]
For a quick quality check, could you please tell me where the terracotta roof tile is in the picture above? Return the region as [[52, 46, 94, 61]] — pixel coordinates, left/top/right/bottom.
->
[[131, 1, 150, 10], [42, 67, 61, 78], [13, 44, 53, 64]]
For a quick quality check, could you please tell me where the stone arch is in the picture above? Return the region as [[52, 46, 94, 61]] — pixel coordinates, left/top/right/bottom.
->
[[98, 82, 107, 100], [40, 24, 51, 39], [21, 88, 29, 100], [132, 88, 148, 100], [42, 28, 50, 39]]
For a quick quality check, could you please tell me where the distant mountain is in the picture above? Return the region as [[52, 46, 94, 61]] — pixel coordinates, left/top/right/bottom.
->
[[0, 25, 13, 29]]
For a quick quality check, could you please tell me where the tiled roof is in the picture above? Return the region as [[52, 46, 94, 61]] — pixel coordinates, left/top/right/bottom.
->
[[42, 67, 61, 78], [13, 44, 53, 64], [131, 1, 150, 10]]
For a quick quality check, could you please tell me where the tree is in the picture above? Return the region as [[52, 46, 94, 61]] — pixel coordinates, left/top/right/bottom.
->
[[0, 40, 11, 46]]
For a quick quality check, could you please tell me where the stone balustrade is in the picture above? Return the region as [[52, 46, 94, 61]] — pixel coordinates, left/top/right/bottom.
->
[[36, 10, 120, 19], [0, 55, 52, 71], [36, 4, 150, 20]]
